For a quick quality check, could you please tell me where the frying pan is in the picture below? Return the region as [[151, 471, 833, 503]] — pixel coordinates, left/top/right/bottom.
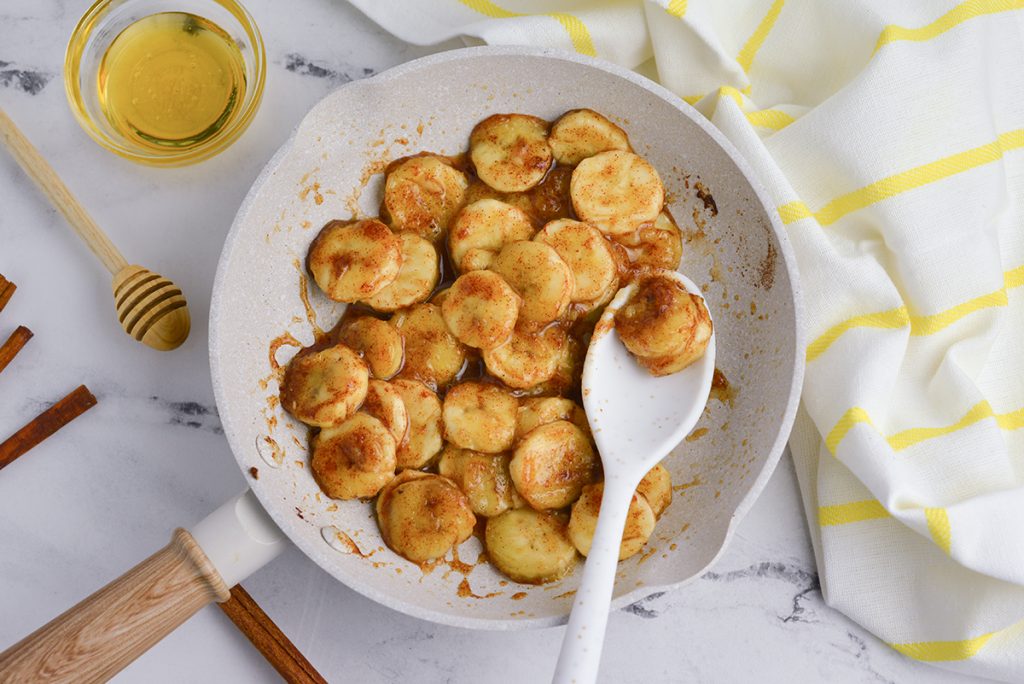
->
[[0, 46, 804, 680]]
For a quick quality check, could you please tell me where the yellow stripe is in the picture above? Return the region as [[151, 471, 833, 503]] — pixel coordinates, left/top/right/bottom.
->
[[778, 130, 1024, 226], [807, 266, 1024, 361], [683, 94, 703, 106], [1006, 264, 1024, 288], [874, 0, 1024, 55], [806, 307, 909, 362], [457, 0, 597, 56], [825, 407, 874, 454], [924, 508, 952, 554], [736, 0, 785, 73], [889, 632, 996, 661], [666, 0, 688, 18], [828, 401, 1024, 455], [745, 108, 796, 130], [819, 499, 890, 526]]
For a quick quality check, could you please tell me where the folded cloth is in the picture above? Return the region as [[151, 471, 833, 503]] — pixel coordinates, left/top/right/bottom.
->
[[347, 0, 1024, 679]]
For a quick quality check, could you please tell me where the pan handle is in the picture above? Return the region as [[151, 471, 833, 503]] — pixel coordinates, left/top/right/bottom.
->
[[0, 490, 286, 683]]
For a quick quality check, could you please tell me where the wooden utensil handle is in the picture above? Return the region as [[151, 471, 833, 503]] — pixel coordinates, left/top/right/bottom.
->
[[0, 528, 229, 683], [0, 107, 127, 275]]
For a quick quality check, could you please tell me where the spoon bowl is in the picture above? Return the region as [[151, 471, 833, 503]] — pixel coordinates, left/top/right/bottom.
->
[[554, 271, 716, 684]]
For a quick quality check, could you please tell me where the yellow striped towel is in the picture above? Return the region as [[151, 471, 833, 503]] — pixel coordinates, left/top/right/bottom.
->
[[346, 0, 1024, 679]]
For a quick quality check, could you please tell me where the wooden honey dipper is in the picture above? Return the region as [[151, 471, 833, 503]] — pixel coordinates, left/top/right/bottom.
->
[[0, 107, 189, 351]]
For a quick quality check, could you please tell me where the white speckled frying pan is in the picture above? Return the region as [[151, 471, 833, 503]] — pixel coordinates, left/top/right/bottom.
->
[[0, 47, 803, 680]]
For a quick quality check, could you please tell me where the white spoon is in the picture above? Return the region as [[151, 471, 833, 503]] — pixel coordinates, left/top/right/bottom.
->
[[552, 272, 716, 684]]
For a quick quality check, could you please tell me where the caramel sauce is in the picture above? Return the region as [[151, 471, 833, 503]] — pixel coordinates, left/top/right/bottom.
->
[[672, 476, 702, 493], [457, 577, 503, 599], [710, 368, 737, 406]]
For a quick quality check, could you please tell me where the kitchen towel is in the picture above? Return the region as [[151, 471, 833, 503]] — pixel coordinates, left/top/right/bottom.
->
[[345, 0, 1024, 679]]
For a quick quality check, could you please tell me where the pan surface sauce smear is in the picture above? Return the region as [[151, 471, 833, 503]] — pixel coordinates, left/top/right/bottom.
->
[[280, 110, 697, 588]]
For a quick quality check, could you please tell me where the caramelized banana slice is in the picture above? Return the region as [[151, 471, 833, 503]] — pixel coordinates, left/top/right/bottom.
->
[[441, 271, 520, 350], [549, 109, 631, 166], [363, 233, 440, 312], [360, 379, 409, 443], [308, 219, 403, 302], [449, 199, 535, 272], [383, 156, 469, 242], [390, 378, 444, 469], [470, 113, 553, 193], [615, 272, 713, 360], [534, 219, 617, 303], [530, 334, 584, 397], [615, 210, 683, 270], [568, 483, 656, 560], [636, 463, 672, 518], [312, 413, 396, 499], [485, 508, 577, 584], [491, 241, 574, 327], [393, 303, 467, 389], [510, 420, 598, 510], [337, 316, 404, 380], [376, 470, 475, 563], [482, 325, 566, 390], [571, 150, 664, 236], [515, 397, 588, 441], [281, 344, 369, 428], [438, 446, 523, 517], [442, 381, 518, 453]]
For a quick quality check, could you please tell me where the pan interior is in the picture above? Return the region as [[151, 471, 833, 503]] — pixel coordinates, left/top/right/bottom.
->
[[210, 48, 801, 629]]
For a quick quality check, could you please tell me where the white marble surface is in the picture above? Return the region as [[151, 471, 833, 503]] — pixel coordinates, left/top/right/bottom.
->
[[0, 2, 987, 682]]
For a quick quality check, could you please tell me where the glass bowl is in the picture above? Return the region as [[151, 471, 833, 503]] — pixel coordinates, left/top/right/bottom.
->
[[65, 0, 265, 166]]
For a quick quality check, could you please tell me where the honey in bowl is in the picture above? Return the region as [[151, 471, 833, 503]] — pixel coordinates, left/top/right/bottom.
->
[[97, 12, 246, 151]]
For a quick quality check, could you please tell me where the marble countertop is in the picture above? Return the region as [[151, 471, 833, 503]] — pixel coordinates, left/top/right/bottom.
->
[[0, 2, 984, 682]]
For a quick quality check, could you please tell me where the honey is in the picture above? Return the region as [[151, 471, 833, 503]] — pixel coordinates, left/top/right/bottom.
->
[[97, 12, 246, 151]]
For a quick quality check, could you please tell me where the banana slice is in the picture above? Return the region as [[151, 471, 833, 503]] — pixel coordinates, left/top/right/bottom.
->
[[311, 413, 397, 500], [383, 155, 469, 242], [615, 210, 683, 271], [570, 150, 664, 236], [614, 272, 713, 358], [337, 316, 404, 380], [442, 381, 518, 453], [549, 109, 631, 166], [491, 241, 574, 327], [534, 219, 617, 303], [515, 397, 588, 441], [281, 344, 369, 428], [510, 420, 598, 510], [363, 233, 440, 312], [376, 470, 475, 563], [360, 379, 409, 444], [390, 378, 444, 469], [449, 199, 535, 272], [470, 113, 553, 193], [636, 463, 672, 518], [438, 446, 523, 517], [393, 303, 467, 389], [530, 333, 584, 397], [637, 340, 711, 377], [484, 508, 577, 584], [482, 324, 566, 390], [441, 271, 520, 350], [567, 483, 656, 560], [308, 219, 403, 302]]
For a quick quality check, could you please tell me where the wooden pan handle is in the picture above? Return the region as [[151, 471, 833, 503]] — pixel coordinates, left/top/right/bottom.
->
[[0, 528, 230, 683], [0, 107, 127, 275]]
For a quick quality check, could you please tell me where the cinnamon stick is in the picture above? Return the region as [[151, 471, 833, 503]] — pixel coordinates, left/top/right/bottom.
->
[[0, 385, 97, 470], [0, 275, 15, 313], [0, 325, 33, 375], [217, 585, 327, 684]]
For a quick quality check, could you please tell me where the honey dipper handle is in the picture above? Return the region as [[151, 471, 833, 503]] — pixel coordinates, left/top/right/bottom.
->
[[0, 529, 230, 684], [0, 107, 127, 275]]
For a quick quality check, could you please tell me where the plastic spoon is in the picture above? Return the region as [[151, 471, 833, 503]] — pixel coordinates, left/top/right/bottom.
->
[[552, 272, 716, 684]]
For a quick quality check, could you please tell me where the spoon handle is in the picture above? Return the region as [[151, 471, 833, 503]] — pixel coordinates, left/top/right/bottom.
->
[[552, 475, 637, 684], [0, 107, 128, 275]]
